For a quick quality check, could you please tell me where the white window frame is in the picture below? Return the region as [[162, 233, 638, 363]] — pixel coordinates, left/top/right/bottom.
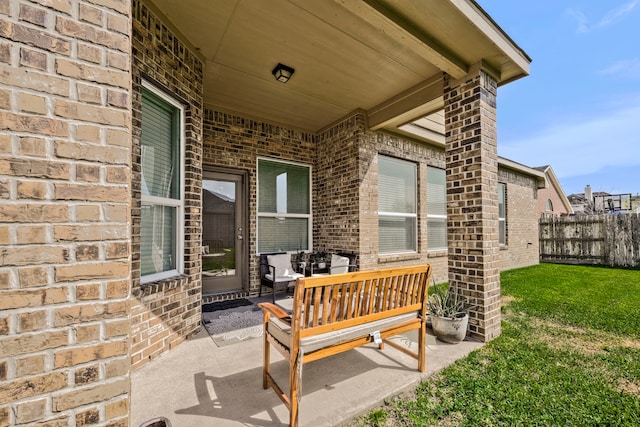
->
[[141, 80, 185, 284], [378, 155, 418, 255], [427, 166, 447, 251], [256, 157, 312, 255]]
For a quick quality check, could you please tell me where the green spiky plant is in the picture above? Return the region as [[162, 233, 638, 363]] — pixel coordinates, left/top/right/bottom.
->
[[428, 284, 468, 319]]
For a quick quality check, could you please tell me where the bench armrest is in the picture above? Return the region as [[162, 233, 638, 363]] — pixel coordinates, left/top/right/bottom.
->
[[258, 302, 291, 324]]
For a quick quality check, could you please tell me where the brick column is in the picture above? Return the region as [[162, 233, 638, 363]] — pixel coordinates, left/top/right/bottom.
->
[[0, 1, 132, 426], [444, 63, 501, 342]]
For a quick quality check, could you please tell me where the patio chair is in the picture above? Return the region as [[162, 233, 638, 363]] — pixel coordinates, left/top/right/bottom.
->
[[259, 253, 304, 303], [310, 252, 358, 276]]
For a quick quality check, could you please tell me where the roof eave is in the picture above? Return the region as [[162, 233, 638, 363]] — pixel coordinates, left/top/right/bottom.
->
[[499, 157, 547, 189]]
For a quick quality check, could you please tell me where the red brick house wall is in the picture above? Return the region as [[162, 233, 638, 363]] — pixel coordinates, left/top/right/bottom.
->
[[537, 182, 570, 216]]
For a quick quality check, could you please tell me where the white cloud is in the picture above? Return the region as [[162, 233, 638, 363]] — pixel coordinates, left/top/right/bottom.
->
[[598, 0, 638, 27], [599, 58, 640, 78], [567, 1, 638, 32], [498, 100, 640, 181], [566, 8, 590, 32]]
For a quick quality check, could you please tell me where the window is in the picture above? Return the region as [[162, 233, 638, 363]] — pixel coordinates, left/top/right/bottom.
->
[[257, 158, 311, 253], [427, 166, 447, 250], [378, 156, 417, 254], [140, 82, 184, 283], [546, 199, 553, 212], [498, 183, 506, 245]]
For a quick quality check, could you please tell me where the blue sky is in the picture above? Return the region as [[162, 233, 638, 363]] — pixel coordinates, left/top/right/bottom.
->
[[478, 1, 640, 196]]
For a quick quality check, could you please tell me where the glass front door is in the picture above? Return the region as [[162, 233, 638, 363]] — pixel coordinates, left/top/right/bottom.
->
[[202, 170, 246, 294]]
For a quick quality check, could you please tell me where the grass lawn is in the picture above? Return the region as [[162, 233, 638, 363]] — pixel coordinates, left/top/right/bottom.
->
[[352, 264, 640, 426]]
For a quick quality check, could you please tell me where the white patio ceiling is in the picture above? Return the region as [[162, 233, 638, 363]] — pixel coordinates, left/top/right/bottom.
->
[[150, 0, 530, 138]]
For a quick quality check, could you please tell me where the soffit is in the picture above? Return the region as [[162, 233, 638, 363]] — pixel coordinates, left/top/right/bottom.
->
[[150, 0, 530, 133]]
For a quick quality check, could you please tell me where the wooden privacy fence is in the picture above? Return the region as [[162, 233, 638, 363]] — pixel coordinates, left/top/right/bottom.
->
[[539, 213, 640, 268]]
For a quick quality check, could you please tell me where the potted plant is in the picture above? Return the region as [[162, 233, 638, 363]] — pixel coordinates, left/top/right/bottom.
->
[[296, 249, 308, 274], [311, 249, 327, 269], [428, 284, 469, 344]]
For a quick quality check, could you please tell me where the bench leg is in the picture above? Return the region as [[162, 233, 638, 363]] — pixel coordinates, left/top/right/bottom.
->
[[418, 319, 426, 372], [289, 351, 301, 427], [263, 327, 270, 389]]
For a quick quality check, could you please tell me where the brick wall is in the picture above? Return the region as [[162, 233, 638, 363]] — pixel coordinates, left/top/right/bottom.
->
[[201, 109, 458, 289], [201, 109, 316, 293], [498, 168, 540, 270], [356, 117, 450, 283], [129, 0, 203, 370], [0, 0, 132, 426], [315, 114, 364, 259], [201, 107, 541, 290]]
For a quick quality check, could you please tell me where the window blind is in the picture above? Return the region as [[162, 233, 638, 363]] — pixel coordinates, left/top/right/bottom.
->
[[141, 88, 179, 200], [140, 85, 183, 281], [427, 166, 447, 250], [378, 156, 417, 254], [499, 183, 506, 245]]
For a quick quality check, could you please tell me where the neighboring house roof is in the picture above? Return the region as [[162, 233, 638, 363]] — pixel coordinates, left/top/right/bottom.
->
[[568, 190, 611, 214], [568, 191, 610, 205], [500, 157, 547, 189], [534, 165, 574, 215], [149, 0, 530, 133]]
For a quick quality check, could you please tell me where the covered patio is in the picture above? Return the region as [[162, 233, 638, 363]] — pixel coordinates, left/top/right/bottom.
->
[[132, 308, 482, 427], [130, 1, 529, 424], [128, 0, 532, 366], [0, 0, 532, 426]]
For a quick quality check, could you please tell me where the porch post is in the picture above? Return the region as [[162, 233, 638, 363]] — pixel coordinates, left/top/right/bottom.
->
[[443, 62, 501, 342]]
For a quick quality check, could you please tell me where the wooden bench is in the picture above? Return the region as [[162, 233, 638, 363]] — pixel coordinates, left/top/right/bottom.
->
[[258, 264, 432, 427]]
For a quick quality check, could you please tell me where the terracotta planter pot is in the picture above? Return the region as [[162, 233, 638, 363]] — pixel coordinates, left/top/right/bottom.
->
[[139, 418, 171, 427], [431, 313, 469, 344]]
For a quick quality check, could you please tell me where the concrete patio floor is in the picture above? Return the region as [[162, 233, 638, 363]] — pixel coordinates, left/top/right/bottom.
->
[[131, 298, 483, 427]]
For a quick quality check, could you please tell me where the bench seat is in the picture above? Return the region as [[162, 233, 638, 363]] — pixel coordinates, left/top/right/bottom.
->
[[268, 311, 418, 354]]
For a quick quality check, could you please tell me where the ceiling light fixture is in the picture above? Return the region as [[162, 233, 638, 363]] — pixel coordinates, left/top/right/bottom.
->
[[272, 63, 295, 83]]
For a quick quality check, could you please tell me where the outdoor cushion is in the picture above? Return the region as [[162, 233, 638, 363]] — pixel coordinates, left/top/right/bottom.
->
[[330, 254, 350, 274], [265, 272, 304, 282], [267, 311, 418, 354], [266, 254, 302, 282]]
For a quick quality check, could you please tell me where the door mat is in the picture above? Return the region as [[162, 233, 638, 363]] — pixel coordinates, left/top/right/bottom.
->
[[202, 297, 265, 347], [204, 310, 264, 347], [202, 298, 253, 312], [202, 296, 293, 347]]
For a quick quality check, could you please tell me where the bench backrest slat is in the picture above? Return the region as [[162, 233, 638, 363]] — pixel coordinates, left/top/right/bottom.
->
[[292, 265, 431, 336]]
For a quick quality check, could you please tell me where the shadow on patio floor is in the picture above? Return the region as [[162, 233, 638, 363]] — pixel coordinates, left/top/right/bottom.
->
[[131, 301, 483, 427]]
